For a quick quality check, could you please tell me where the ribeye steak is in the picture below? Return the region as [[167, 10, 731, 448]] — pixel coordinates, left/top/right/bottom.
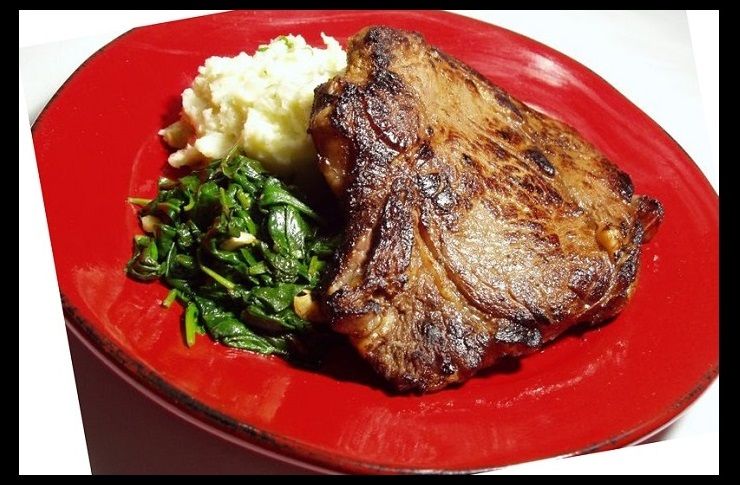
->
[[309, 26, 663, 393]]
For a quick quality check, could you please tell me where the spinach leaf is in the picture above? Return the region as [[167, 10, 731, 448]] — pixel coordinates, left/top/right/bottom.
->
[[260, 243, 299, 282], [267, 205, 310, 258], [194, 296, 288, 355], [190, 181, 221, 229], [126, 235, 161, 281], [242, 304, 307, 333], [259, 178, 320, 221], [251, 283, 302, 313]]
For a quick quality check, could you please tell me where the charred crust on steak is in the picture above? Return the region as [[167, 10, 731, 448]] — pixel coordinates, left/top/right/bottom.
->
[[522, 148, 556, 177], [636, 196, 665, 242]]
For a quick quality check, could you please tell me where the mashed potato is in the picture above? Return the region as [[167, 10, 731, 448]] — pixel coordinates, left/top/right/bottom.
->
[[160, 34, 346, 176]]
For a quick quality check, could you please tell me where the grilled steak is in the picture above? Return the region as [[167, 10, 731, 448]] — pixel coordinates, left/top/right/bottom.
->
[[309, 26, 664, 393]]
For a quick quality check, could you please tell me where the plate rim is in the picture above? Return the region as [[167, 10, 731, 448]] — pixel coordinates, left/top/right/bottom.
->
[[32, 10, 719, 474]]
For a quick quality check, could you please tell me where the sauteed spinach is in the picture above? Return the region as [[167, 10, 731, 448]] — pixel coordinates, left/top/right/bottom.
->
[[126, 149, 338, 360]]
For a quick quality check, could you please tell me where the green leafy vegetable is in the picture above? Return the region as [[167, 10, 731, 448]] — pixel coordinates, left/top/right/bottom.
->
[[259, 177, 321, 221], [126, 151, 338, 361], [126, 235, 161, 281]]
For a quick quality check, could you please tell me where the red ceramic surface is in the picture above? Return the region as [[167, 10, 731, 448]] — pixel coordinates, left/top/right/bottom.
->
[[33, 10, 718, 473]]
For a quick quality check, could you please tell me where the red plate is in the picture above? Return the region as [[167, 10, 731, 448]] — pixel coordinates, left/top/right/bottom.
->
[[33, 10, 718, 473]]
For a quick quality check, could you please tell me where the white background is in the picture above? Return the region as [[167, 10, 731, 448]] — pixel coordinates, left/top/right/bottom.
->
[[19, 10, 718, 475]]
